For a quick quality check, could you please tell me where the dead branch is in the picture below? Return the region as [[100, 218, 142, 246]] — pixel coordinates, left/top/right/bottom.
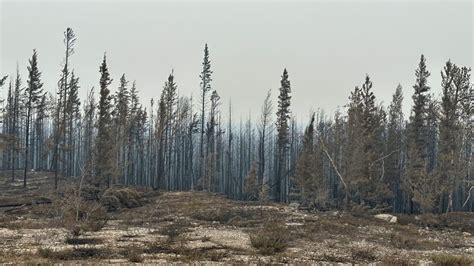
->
[[462, 186, 474, 208], [319, 136, 348, 202]]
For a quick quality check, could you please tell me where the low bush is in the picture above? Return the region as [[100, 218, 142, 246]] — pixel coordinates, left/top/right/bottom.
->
[[249, 223, 289, 255], [350, 246, 378, 262], [122, 247, 144, 263], [390, 233, 418, 249], [159, 219, 191, 243]]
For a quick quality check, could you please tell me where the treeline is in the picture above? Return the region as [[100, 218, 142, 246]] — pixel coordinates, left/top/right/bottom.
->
[[0, 28, 472, 214]]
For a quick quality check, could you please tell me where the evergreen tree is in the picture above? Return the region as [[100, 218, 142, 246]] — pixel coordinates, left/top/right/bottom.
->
[[438, 61, 471, 212], [386, 85, 404, 211], [404, 54, 436, 213], [275, 68, 291, 202], [295, 113, 322, 207], [23, 50, 44, 187], [199, 44, 212, 184], [244, 161, 258, 200], [96, 54, 114, 187], [162, 72, 178, 189], [113, 74, 130, 184], [11, 68, 23, 182]]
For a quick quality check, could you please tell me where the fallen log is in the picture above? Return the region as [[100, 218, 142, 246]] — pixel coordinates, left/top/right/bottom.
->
[[0, 198, 52, 209]]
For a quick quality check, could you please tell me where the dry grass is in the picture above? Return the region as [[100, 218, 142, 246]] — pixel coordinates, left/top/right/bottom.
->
[[159, 219, 191, 243], [1, 174, 472, 264], [250, 223, 289, 255], [121, 246, 144, 263], [65, 237, 103, 245], [431, 254, 474, 266], [381, 255, 417, 265], [350, 246, 378, 262], [38, 247, 111, 260]]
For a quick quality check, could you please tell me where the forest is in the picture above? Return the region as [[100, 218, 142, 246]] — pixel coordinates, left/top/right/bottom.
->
[[0, 27, 472, 215]]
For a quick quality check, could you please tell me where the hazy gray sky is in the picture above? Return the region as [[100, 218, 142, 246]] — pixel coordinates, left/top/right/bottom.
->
[[1, 1, 472, 122]]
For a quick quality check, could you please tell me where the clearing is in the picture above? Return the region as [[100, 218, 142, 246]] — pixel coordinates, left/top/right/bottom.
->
[[0, 171, 473, 264]]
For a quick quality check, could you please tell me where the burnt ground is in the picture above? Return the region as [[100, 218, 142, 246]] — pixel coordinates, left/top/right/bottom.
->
[[0, 171, 473, 264]]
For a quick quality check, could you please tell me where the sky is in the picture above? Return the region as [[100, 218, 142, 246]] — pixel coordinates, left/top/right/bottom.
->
[[1, 0, 472, 123]]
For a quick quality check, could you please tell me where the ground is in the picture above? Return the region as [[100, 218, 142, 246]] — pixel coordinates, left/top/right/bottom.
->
[[0, 171, 473, 264]]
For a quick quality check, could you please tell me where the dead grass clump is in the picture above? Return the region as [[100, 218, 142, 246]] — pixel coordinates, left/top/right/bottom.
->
[[47, 186, 109, 235], [441, 212, 474, 232], [159, 219, 191, 243], [398, 213, 474, 232], [250, 223, 289, 255], [65, 237, 103, 245], [417, 213, 442, 228], [178, 248, 228, 262], [389, 232, 438, 250], [350, 246, 378, 262], [191, 207, 282, 227], [381, 255, 416, 265], [128, 252, 144, 263], [38, 247, 110, 260], [121, 247, 144, 263], [67, 203, 108, 234], [301, 219, 354, 240], [191, 208, 238, 224], [144, 241, 227, 262], [431, 254, 473, 266], [144, 241, 175, 254], [390, 233, 419, 249], [316, 253, 351, 263]]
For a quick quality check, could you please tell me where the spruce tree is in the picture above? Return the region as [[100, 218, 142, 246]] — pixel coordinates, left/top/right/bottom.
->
[[404, 54, 436, 213], [275, 68, 291, 202], [199, 44, 212, 184], [386, 85, 404, 211], [113, 74, 130, 184], [23, 50, 43, 188], [295, 113, 321, 207], [96, 54, 114, 187], [438, 61, 471, 212], [162, 72, 178, 189], [11, 68, 23, 182]]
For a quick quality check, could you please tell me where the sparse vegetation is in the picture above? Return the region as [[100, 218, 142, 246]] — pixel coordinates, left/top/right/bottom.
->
[[159, 219, 191, 243], [0, 3, 472, 264], [65, 237, 103, 245], [1, 184, 472, 264], [350, 246, 378, 262], [123, 247, 144, 263], [431, 254, 473, 266], [38, 247, 110, 260], [250, 223, 289, 255]]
